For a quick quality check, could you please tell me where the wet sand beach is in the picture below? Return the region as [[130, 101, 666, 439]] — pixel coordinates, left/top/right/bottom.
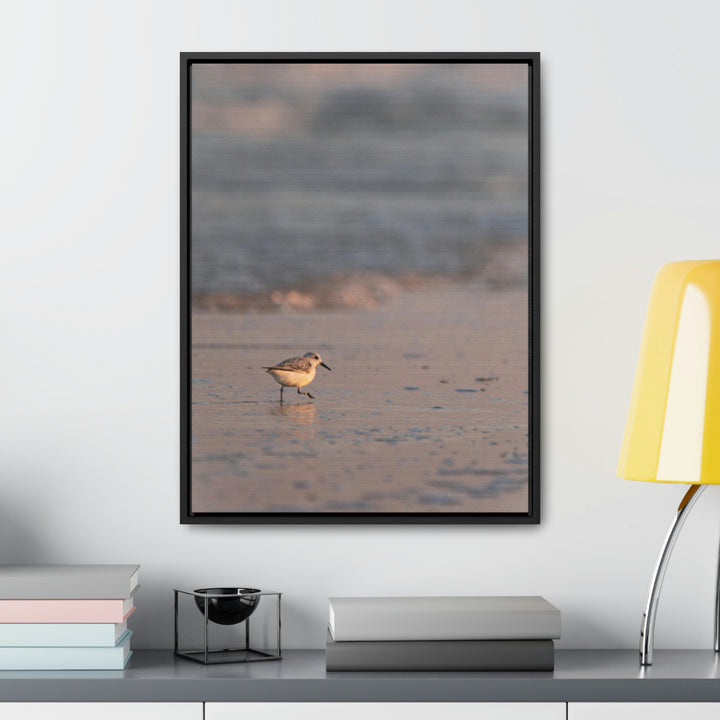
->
[[191, 281, 529, 514]]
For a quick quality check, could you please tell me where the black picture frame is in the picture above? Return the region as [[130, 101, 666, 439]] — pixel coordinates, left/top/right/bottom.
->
[[181, 52, 540, 524]]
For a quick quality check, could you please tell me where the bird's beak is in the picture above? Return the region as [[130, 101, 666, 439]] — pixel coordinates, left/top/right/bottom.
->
[[320, 362, 332, 371]]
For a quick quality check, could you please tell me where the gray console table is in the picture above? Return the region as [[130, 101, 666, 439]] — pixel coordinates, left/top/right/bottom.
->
[[1, 649, 720, 703]]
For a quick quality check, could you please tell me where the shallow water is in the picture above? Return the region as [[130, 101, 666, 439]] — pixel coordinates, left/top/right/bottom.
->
[[190, 285, 529, 515]]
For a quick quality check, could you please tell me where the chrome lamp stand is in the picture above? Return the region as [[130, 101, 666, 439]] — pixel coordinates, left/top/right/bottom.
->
[[640, 484, 720, 665]]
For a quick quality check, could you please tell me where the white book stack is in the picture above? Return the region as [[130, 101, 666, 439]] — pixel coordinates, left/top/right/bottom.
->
[[326, 596, 561, 671], [0, 565, 140, 670]]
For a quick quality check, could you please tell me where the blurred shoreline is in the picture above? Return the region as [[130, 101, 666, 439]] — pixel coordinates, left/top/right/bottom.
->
[[192, 240, 528, 313]]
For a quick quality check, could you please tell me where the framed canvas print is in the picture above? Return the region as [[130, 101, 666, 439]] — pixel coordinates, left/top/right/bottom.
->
[[181, 52, 540, 524]]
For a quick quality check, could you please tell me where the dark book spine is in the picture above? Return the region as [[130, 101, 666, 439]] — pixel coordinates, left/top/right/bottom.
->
[[326, 638, 554, 671]]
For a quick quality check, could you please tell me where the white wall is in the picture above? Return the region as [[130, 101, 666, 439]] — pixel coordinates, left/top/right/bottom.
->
[[1, 0, 719, 651]]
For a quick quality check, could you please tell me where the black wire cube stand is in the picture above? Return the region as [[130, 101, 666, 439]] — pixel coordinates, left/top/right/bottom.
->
[[174, 588, 282, 664]]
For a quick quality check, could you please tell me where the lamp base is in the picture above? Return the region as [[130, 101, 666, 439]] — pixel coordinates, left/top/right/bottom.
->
[[640, 484, 711, 665]]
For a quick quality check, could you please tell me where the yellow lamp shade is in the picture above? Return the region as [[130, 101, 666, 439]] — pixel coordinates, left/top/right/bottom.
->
[[618, 260, 720, 484]]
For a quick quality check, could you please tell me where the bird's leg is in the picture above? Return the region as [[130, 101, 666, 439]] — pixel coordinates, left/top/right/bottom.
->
[[297, 388, 315, 400], [280, 386, 284, 402]]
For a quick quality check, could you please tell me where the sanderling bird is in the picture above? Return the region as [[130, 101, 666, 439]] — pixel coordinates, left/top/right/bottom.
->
[[262, 351, 332, 401]]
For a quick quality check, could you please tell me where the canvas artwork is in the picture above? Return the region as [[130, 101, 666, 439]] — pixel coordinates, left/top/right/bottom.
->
[[181, 54, 539, 523]]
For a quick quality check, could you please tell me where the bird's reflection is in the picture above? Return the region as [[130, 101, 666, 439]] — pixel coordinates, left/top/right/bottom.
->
[[269, 401, 318, 424]]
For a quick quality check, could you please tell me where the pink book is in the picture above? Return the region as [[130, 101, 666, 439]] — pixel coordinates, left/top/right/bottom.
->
[[0, 598, 135, 623]]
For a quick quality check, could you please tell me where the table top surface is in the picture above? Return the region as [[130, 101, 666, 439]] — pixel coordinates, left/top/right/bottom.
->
[[1, 650, 720, 702]]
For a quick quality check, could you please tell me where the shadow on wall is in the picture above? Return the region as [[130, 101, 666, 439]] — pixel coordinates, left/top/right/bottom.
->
[[0, 506, 47, 564], [560, 603, 637, 650]]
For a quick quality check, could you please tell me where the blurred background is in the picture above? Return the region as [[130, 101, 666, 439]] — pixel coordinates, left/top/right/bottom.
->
[[190, 62, 529, 310]]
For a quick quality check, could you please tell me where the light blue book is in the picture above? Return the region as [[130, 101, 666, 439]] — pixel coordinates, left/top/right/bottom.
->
[[0, 630, 132, 670], [0, 620, 127, 647]]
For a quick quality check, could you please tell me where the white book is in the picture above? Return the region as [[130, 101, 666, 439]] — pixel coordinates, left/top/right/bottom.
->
[[0, 565, 139, 599], [328, 596, 561, 641], [0, 620, 128, 647]]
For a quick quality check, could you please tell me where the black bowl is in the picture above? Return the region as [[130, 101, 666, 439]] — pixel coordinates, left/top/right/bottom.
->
[[194, 587, 261, 626]]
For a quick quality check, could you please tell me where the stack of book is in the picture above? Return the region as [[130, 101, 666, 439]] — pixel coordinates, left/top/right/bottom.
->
[[326, 595, 561, 671], [0, 565, 139, 670]]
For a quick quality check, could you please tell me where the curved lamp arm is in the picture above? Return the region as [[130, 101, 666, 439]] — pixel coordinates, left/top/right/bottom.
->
[[640, 484, 705, 666]]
